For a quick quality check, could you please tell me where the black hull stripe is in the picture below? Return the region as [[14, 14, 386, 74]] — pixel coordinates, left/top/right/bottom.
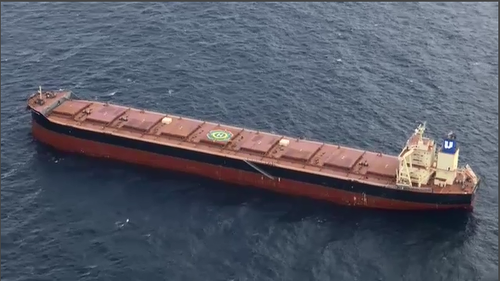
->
[[32, 112, 472, 205]]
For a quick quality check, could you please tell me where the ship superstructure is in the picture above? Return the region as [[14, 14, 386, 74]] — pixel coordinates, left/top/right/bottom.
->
[[396, 122, 479, 192]]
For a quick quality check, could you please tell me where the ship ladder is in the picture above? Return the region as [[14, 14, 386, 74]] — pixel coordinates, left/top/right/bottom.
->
[[244, 160, 275, 180]]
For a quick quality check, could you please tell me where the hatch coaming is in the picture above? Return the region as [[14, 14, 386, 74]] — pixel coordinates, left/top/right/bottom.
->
[[41, 98, 477, 195], [45, 100, 399, 187]]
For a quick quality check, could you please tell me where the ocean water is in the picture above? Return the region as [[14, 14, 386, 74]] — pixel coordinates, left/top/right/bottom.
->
[[1, 2, 498, 281]]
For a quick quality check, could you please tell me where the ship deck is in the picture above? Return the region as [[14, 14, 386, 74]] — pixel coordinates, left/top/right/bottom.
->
[[28, 91, 476, 195]]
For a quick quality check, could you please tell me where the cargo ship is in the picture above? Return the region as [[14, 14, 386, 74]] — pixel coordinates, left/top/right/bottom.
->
[[27, 87, 481, 211]]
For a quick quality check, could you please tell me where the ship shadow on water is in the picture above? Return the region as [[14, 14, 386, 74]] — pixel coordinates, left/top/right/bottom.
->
[[32, 141, 477, 244]]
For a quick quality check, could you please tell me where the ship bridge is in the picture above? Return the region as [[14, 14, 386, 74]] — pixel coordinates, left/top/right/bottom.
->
[[396, 122, 436, 188]]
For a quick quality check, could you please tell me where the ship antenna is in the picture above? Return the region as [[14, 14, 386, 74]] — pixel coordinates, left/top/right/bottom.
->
[[416, 121, 426, 135], [38, 85, 42, 100]]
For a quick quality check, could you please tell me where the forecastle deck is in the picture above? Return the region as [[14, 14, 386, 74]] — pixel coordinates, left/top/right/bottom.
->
[[28, 90, 477, 195]]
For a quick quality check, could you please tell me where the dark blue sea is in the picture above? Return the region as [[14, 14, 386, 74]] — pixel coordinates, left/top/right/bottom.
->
[[1, 2, 498, 281]]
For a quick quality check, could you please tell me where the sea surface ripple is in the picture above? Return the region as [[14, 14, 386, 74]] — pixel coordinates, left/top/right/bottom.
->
[[1, 2, 498, 281]]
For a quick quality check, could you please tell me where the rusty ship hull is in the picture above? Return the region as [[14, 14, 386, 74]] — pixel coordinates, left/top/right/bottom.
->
[[27, 89, 480, 211]]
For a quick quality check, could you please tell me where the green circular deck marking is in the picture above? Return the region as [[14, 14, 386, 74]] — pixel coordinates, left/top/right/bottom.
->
[[207, 130, 233, 142]]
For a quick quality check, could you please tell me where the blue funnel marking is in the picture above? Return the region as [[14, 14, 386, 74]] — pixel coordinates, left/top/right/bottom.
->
[[441, 139, 458, 154]]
